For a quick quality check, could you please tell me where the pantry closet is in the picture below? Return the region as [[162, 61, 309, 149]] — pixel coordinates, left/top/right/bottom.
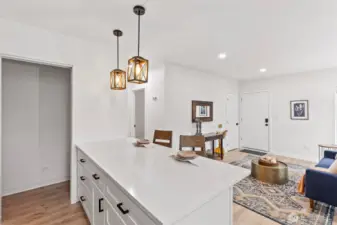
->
[[2, 59, 71, 196]]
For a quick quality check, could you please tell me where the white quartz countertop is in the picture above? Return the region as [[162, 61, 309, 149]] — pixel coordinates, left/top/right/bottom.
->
[[76, 138, 249, 225]]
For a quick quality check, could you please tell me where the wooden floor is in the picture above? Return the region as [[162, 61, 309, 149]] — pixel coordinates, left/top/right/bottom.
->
[[2, 150, 336, 225], [2, 182, 89, 225]]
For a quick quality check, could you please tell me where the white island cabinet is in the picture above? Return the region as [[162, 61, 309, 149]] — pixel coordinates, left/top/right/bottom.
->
[[76, 138, 249, 225]]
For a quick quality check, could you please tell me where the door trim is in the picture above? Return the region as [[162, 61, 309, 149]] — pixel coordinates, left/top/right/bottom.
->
[[239, 90, 271, 152]]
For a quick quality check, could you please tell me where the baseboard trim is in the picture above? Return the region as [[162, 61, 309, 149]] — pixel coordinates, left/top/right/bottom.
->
[[3, 177, 70, 197]]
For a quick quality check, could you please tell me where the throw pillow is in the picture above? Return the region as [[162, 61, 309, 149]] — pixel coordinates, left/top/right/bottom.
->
[[328, 160, 337, 174]]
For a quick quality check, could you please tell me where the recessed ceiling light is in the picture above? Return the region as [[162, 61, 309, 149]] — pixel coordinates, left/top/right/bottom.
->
[[218, 52, 227, 59], [260, 68, 267, 73]]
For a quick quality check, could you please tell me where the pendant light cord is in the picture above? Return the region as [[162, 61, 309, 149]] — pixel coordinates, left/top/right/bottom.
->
[[138, 14, 140, 56], [117, 35, 119, 69]]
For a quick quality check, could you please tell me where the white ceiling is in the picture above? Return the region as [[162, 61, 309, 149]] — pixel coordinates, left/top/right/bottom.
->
[[1, 0, 337, 80]]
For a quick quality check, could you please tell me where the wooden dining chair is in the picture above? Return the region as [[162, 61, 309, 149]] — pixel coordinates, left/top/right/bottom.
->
[[179, 135, 206, 156], [153, 130, 173, 148]]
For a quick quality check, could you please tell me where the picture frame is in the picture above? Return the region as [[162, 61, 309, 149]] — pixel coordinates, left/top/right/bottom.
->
[[192, 100, 213, 122], [290, 100, 309, 120]]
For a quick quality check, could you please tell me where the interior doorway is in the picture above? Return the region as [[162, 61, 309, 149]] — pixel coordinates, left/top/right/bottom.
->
[[225, 94, 239, 151], [240, 91, 270, 152], [1, 59, 71, 199], [133, 89, 145, 139]]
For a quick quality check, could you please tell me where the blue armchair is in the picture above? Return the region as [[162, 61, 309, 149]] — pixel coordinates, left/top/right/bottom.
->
[[305, 150, 337, 207]]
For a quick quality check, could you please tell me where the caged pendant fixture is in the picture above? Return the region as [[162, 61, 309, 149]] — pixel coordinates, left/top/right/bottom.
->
[[127, 5, 149, 84], [110, 29, 126, 90]]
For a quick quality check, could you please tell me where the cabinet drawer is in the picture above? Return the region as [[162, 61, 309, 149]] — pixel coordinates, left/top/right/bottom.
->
[[78, 150, 90, 168], [105, 179, 158, 225], [79, 183, 92, 223], [78, 149, 106, 193], [88, 162, 106, 194], [78, 164, 92, 195]]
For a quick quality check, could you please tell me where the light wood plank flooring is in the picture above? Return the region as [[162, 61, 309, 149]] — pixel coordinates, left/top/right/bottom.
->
[[2, 150, 337, 225], [3, 182, 89, 225]]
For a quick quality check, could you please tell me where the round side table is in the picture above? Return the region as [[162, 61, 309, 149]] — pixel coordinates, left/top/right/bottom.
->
[[251, 159, 288, 185]]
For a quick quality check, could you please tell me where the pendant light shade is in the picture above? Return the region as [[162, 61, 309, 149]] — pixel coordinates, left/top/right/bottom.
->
[[127, 5, 149, 84], [110, 29, 126, 90], [110, 69, 126, 90]]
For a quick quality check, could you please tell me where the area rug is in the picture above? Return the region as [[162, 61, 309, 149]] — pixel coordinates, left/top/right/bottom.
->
[[230, 155, 335, 225]]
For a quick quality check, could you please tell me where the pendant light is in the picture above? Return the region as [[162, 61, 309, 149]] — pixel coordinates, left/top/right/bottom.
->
[[127, 5, 149, 84], [110, 29, 126, 90]]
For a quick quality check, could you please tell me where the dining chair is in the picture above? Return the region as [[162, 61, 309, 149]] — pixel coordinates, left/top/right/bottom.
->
[[179, 135, 206, 156], [153, 130, 173, 148]]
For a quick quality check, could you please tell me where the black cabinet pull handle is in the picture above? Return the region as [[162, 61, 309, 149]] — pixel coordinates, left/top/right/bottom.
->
[[80, 196, 86, 202], [80, 176, 86, 181], [92, 174, 100, 180], [99, 198, 104, 213], [117, 203, 129, 215], [80, 159, 86, 163]]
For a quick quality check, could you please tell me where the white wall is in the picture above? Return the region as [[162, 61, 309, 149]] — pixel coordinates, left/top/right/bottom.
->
[[0, 18, 129, 204], [163, 63, 239, 150], [240, 68, 337, 162], [127, 66, 166, 140]]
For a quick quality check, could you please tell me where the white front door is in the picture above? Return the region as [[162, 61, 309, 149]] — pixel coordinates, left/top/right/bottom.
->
[[225, 94, 239, 151], [240, 91, 269, 151]]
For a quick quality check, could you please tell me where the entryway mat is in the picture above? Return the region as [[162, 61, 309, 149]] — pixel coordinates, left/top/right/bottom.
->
[[240, 149, 267, 156]]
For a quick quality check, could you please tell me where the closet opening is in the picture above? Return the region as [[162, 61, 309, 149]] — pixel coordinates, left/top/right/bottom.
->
[[1, 58, 72, 221]]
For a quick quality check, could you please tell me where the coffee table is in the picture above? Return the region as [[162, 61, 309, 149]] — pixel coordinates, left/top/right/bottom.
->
[[251, 159, 288, 184]]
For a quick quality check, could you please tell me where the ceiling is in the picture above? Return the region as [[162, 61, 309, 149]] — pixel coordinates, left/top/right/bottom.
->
[[1, 0, 337, 80]]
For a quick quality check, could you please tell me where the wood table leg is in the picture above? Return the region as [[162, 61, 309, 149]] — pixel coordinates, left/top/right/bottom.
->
[[220, 138, 223, 160], [212, 140, 215, 157], [310, 199, 314, 210]]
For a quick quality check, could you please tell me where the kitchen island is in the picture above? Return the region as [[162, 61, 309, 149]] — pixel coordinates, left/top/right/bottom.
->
[[76, 138, 249, 225]]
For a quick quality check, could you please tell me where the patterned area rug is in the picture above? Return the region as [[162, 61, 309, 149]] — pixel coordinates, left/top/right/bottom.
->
[[230, 155, 335, 225]]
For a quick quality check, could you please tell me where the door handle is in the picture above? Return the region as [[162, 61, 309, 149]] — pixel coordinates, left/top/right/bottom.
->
[[117, 203, 130, 215], [99, 198, 104, 213], [265, 124, 269, 126], [236, 123, 239, 126], [265, 118, 269, 123]]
